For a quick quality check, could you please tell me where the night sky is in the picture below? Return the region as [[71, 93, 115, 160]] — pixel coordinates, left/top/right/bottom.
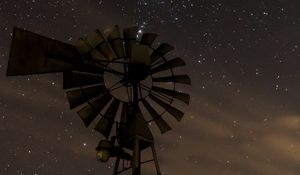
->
[[1, 0, 300, 175]]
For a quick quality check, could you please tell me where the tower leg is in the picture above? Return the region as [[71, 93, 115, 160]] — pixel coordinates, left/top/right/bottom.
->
[[132, 138, 141, 175], [151, 144, 161, 175], [113, 156, 120, 175]]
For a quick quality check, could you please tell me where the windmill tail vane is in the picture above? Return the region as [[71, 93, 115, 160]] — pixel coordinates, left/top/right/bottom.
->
[[6, 25, 191, 175]]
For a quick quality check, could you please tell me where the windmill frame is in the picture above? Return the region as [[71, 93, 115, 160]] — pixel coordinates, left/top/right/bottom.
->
[[6, 25, 191, 175]]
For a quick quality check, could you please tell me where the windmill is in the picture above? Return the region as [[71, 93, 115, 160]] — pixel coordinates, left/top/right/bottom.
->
[[6, 25, 191, 175]]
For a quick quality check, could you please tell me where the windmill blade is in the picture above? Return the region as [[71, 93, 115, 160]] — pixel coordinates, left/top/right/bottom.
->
[[151, 43, 174, 63], [123, 26, 139, 40], [66, 84, 106, 109], [77, 93, 112, 127], [76, 38, 109, 65], [152, 74, 191, 85], [140, 33, 157, 46], [94, 99, 120, 138], [76, 29, 116, 60], [63, 71, 104, 89], [123, 26, 139, 57], [150, 57, 186, 74], [75, 38, 92, 55], [88, 49, 116, 67], [86, 29, 106, 47], [149, 94, 184, 121], [131, 44, 151, 65], [76, 29, 114, 55], [95, 40, 116, 61], [7, 27, 80, 76], [120, 102, 128, 123], [89, 49, 107, 62], [104, 25, 125, 58], [141, 99, 171, 134], [151, 86, 190, 104]]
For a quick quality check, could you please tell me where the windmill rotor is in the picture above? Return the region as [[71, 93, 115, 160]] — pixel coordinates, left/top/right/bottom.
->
[[6, 25, 191, 175]]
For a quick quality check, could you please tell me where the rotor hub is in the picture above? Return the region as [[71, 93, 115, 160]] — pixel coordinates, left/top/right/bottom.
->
[[125, 63, 150, 84]]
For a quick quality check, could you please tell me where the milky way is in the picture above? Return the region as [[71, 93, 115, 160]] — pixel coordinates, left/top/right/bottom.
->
[[1, 0, 300, 175]]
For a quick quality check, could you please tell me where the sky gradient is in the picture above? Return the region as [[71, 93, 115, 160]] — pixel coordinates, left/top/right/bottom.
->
[[1, 0, 300, 175]]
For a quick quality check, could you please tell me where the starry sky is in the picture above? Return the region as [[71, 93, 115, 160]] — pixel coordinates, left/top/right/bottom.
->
[[1, 0, 300, 175]]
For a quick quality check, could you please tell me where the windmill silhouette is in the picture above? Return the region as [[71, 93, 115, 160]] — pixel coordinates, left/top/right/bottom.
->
[[6, 25, 191, 175]]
